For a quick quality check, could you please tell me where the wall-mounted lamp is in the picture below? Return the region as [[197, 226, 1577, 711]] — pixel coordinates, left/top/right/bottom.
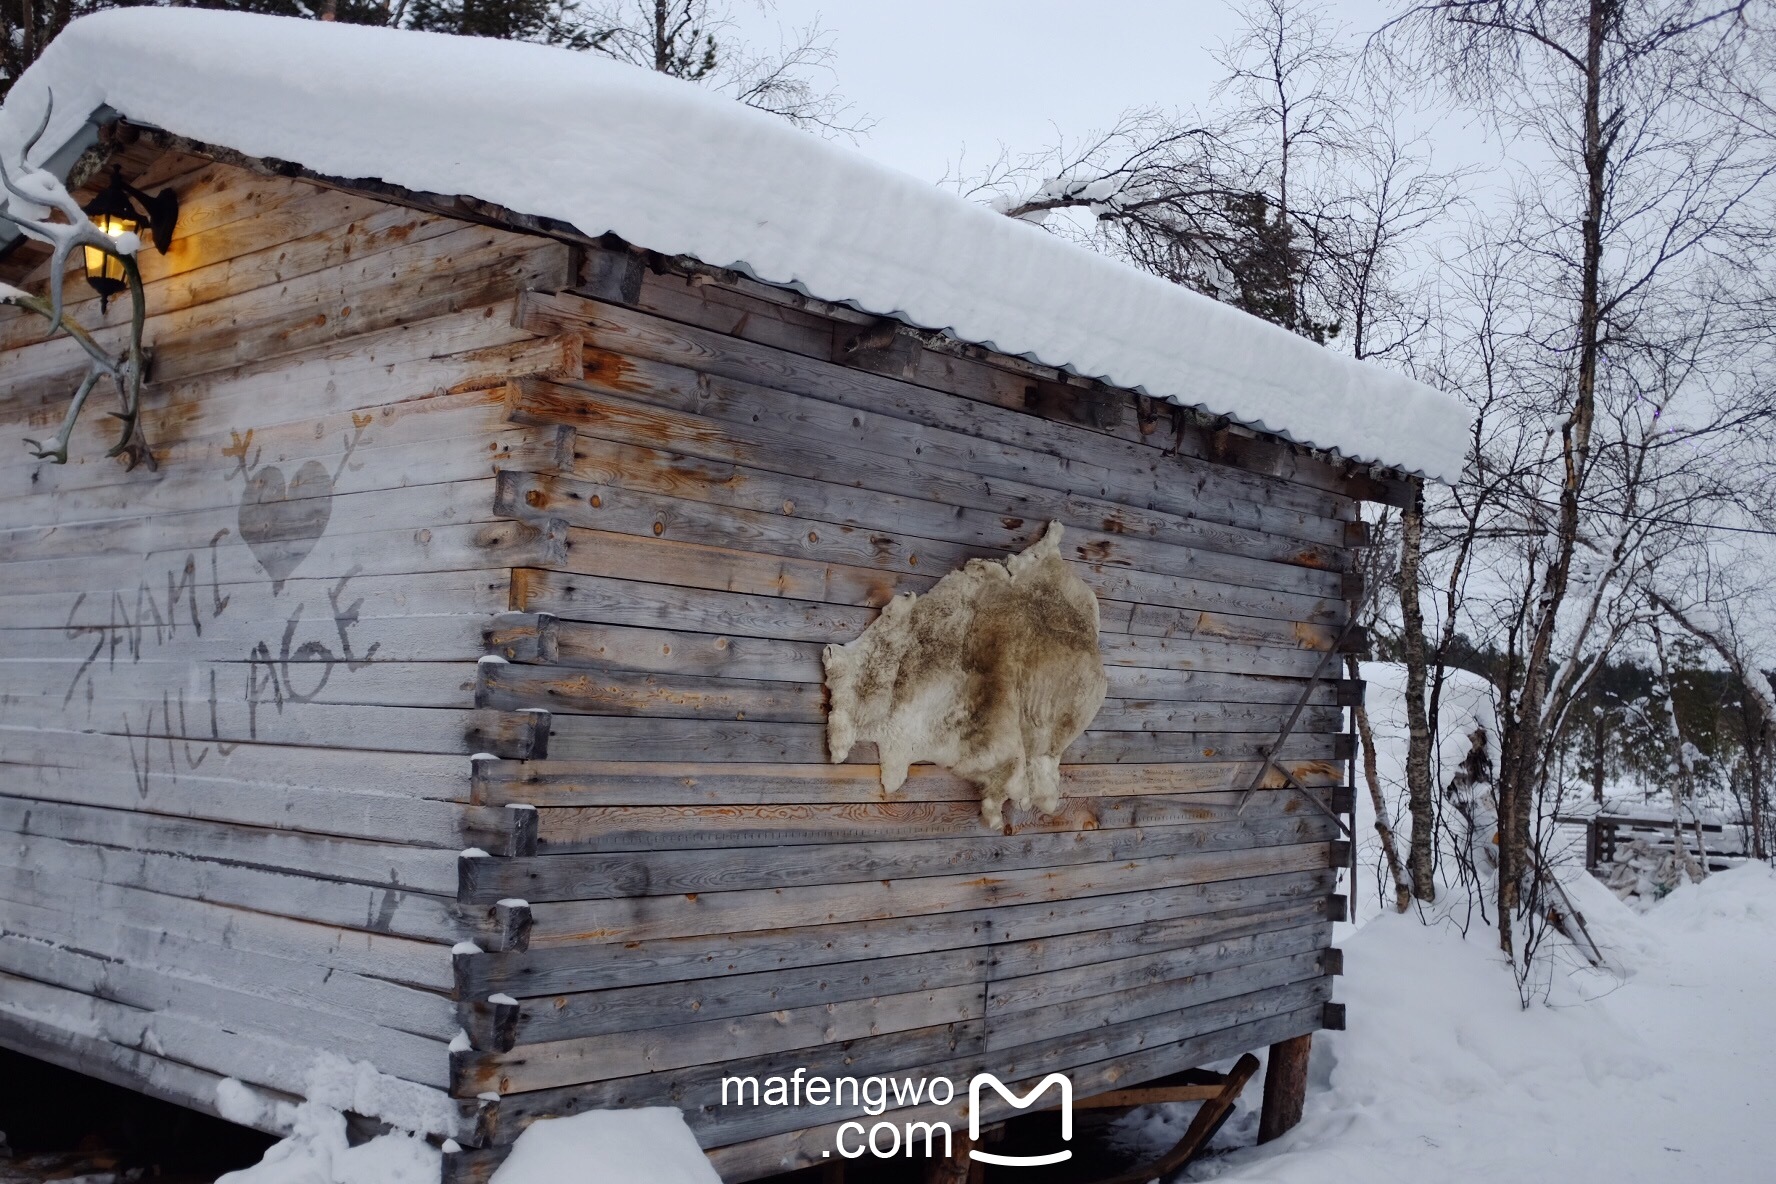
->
[[81, 167, 179, 309]]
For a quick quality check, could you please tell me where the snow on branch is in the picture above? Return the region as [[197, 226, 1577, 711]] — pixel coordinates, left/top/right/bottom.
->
[[0, 91, 152, 468]]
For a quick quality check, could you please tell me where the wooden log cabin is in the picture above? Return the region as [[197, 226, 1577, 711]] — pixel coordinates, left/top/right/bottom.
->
[[0, 10, 1470, 1181]]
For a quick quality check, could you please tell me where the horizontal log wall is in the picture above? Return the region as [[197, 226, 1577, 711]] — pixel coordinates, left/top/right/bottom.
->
[[453, 255, 1361, 1179], [0, 152, 578, 1138], [4, 146, 1362, 1179]]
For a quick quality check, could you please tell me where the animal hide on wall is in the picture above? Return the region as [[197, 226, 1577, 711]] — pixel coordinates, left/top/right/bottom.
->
[[824, 522, 1108, 827]]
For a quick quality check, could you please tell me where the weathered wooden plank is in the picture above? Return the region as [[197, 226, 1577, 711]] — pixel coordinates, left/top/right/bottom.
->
[[0, 860, 450, 990], [473, 896, 1322, 1050], [987, 924, 1328, 1016], [2, 169, 391, 330], [0, 516, 564, 598], [986, 949, 1328, 1051], [0, 565, 507, 635], [458, 868, 1335, 997], [1105, 665, 1346, 705], [4, 300, 574, 455], [0, 692, 489, 757], [987, 899, 1327, 989], [551, 525, 905, 611], [0, 756, 497, 848], [528, 787, 1355, 853], [1094, 632, 1330, 677], [515, 372, 1342, 582], [0, 795, 458, 894], [472, 759, 1344, 808], [476, 946, 992, 1049], [0, 891, 455, 1042], [0, 830, 463, 942], [627, 265, 1374, 508], [0, 183, 468, 355], [1, 658, 475, 716], [510, 568, 876, 643], [517, 438, 1342, 599], [532, 620, 1348, 703], [457, 983, 984, 1094], [533, 715, 1345, 765], [0, 1007, 287, 1140], [0, 474, 503, 566], [0, 377, 564, 506], [630, 266, 837, 356], [480, 977, 1328, 1147], [475, 1009, 983, 1117], [465, 709, 552, 760], [475, 661, 824, 723], [0, 424, 568, 529], [515, 295, 1354, 532], [2, 228, 571, 398], [166, 237, 574, 387], [0, 726, 476, 804], [523, 841, 1339, 946], [547, 619, 823, 680], [0, 616, 492, 668], [0, 968, 453, 1105], [529, 538, 1336, 658], [475, 661, 1338, 735], [463, 812, 1340, 903], [0, 356, 574, 512], [537, 512, 1344, 634], [512, 569, 1342, 672], [1093, 701, 1343, 734], [513, 376, 1348, 582], [1069, 728, 1354, 764]]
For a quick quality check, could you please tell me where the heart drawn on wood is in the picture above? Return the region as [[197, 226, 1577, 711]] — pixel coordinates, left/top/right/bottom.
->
[[238, 460, 334, 592]]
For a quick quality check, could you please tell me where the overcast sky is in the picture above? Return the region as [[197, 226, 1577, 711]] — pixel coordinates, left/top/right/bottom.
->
[[726, 2, 1776, 648], [734, 0, 1414, 183]]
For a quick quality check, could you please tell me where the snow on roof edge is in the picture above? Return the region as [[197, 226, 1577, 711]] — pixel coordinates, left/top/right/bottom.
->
[[0, 9, 1473, 483]]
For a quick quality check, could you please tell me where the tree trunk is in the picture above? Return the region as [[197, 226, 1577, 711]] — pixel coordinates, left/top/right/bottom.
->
[[1751, 732, 1767, 861], [1493, 0, 1610, 948], [1591, 706, 1607, 804], [1397, 488, 1436, 901], [1652, 616, 1704, 883], [1350, 654, 1411, 912]]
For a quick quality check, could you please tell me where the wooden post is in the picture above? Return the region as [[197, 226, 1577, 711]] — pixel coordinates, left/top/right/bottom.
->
[[1257, 1033, 1313, 1144], [921, 1128, 981, 1184]]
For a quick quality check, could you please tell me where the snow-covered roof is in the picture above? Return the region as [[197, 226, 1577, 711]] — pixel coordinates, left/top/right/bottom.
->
[[0, 9, 1472, 482]]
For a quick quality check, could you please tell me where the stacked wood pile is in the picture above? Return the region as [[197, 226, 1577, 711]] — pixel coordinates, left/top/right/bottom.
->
[[1, 141, 1380, 1183]]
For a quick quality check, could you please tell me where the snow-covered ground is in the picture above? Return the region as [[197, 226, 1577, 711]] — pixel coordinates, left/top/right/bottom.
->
[[1169, 863, 1776, 1183]]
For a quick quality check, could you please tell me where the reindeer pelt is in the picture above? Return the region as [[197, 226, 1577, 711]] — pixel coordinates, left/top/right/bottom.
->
[[823, 522, 1108, 827]]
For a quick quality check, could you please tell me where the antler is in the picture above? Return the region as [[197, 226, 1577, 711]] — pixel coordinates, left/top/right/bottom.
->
[[1, 91, 155, 469]]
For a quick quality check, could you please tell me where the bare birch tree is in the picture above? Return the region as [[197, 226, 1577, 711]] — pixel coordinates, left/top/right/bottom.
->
[[1379, 0, 1776, 959]]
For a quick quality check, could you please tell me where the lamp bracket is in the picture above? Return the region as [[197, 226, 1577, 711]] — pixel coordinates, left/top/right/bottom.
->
[[115, 176, 179, 255]]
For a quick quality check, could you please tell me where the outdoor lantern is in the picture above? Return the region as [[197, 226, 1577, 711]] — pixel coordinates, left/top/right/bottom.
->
[[81, 167, 179, 309]]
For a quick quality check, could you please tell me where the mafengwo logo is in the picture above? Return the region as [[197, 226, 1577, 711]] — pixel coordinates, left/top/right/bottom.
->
[[719, 1070, 1072, 1163], [968, 1073, 1073, 1166]]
